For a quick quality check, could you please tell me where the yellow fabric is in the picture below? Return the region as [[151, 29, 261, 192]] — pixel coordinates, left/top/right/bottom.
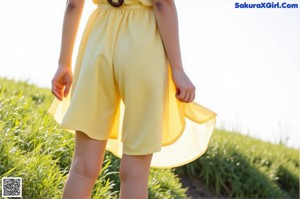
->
[[47, 1, 217, 168]]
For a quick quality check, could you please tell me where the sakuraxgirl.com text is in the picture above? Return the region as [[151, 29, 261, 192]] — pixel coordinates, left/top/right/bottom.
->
[[235, 2, 299, 8]]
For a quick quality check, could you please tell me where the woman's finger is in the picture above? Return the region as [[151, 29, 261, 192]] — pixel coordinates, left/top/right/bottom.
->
[[64, 79, 72, 97], [53, 81, 64, 89], [182, 90, 191, 102], [51, 89, 62, 101], [190, 91, 195, 102], [52, 82, 63, 99], [176, 88, 186, 100]]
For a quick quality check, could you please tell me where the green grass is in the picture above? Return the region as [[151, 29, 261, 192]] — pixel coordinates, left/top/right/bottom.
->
[[176, 129, 299, 198], [0, 77, 299, 199], [0, 77, 187, 199]]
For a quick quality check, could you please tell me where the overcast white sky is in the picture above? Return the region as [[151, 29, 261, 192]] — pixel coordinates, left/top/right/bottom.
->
[[0, 0, 299, 148]]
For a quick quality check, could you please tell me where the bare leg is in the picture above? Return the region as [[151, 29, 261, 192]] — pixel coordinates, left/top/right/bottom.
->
[[119, 154, 153, 199], [62, 131, 107, 199]]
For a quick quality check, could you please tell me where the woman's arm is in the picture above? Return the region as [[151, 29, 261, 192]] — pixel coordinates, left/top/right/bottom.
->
[[58, 0, 85, 68], [153, 0, 195, 103], [52, 0, 85, 101]]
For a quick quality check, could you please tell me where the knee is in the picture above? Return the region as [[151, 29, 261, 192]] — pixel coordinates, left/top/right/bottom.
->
[[119, 154, 153, 183], [71, 158, 101, 180], [119, 164, 141, 183]]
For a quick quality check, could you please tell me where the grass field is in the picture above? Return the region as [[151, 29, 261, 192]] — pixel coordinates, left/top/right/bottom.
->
[[177, 128, 299, 198], [0, 77, 299, 198]]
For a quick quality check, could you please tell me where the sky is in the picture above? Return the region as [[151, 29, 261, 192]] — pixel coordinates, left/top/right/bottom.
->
[[0, 0, 299, 148]]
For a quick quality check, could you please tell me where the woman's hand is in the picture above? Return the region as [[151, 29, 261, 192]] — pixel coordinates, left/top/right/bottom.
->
[[51, 66, 73, 101], [153, 1, 195, 103], [171, 68, 196, 103]]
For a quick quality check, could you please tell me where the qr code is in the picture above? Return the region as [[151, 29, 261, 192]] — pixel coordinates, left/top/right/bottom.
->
[[2, 177, 22, 197]]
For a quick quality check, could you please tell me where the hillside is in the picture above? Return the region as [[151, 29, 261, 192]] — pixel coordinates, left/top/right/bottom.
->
[[177, 128, 299, 198], [0, 77, 299, 198]]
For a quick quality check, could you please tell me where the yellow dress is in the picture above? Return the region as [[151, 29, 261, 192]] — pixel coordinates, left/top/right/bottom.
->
[[48, 0, 217, 168]]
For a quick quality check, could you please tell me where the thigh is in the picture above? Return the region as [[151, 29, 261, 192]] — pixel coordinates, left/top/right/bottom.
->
[[71, 131, 108, 178]]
